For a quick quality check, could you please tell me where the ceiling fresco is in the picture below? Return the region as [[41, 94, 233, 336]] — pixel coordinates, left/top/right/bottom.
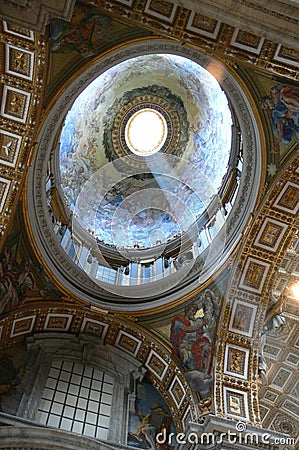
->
[[59, 53, 232, 248], [0, 1, 299, 447]]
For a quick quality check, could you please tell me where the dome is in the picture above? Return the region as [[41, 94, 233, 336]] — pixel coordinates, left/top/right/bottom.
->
[[59, 54, 232, 249], [28, 40, 262, 310]]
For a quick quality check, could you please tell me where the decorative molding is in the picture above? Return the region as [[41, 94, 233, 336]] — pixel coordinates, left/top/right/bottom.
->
[[228, 299, 258, 337], [145, 349, 169, 381], [1, 85, 31, 124], [169, 375, 186, 409], [273, 181, 299, 215], [0, 20, 46, 245], [10, 314, 36, 337], [115, 330, 142, 357], [44, 313, 73, 331], [5, 44, 35, 80], [224, 344, 250, 380], [254, 217, 288, 253], [100, 0, 299, 81], [239, 257, 270, 294], [0, 130, 22, 168], [223, 386, 250, 420], [80, 317, 109, 340]]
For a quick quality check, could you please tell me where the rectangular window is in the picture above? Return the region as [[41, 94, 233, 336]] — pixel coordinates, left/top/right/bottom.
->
[[36, 360, 114, 440]]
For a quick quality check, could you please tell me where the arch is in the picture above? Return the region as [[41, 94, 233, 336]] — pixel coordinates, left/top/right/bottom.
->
[[0, 304, 198, 430]]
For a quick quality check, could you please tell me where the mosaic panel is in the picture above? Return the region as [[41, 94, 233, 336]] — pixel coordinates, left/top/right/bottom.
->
[[169, 375, 185, 408], [145, 349, 169, 380], [144, 0, 177, 22], [186, 13, 221, 39], [230, 29, 265, 54], [0, 130, 22, 168], [254, 218, 288, 252], [223, 387, 249, 420], [0, 177, 11, 213], [10, 315, 36, 337], [80, 317, 109, 339], [224, 344, 250, 379], [239, 257, 270, 294], [1, 85, 31, 124], [273, 181, 299, 215], [44, 313, 73, 331], [228, 299, 257, 337], [2, 20, 34, 40], [115, 330, 142, 357], [5, 44, 35, 80]]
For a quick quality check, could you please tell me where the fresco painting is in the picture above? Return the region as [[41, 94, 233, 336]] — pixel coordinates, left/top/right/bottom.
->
[[49, 3, 112, 57], [170, 289, 219, 403], [128, 377, 174, 449], [0, 231, 61, 314], [0, 344, 29, 415], [260, 83, 299, 153], [93, 174, 205, 247]]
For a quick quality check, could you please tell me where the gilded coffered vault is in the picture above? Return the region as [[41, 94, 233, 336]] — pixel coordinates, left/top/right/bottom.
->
[[0, 1, 298, 449]]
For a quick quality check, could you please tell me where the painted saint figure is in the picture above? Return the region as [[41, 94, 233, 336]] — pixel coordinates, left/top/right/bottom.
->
[[170, 302, 212, 376], [260, 83, 299, 152], [170, 289, 218, 400], [135, 404, 172, 449]]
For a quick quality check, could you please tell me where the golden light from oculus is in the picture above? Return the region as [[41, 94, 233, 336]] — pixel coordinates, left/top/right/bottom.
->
[[125, 108, 167, 156]]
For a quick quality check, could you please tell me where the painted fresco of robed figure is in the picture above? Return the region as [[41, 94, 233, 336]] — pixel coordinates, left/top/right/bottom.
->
[[170, 289, 218, 401]]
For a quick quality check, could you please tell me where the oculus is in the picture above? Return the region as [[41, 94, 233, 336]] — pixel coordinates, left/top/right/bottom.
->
[[125, 108, 168, 156]]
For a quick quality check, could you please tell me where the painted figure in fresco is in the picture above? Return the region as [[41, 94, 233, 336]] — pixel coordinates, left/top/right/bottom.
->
[[49, 4, 111, 57], [170, 289, 218, 400], [0, 249, 38, 314], [0, 357, 21, 407], [128, 377, 175, 449], [260, 83, 299, 152], [170, 302, 213, 376], [132, 404, 172, 450], [0, 262, 19, 313]]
